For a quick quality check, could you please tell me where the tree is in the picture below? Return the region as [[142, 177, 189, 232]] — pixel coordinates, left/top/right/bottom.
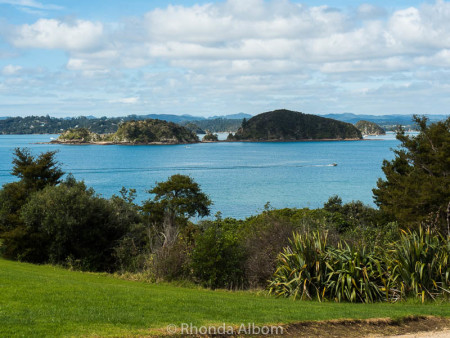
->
[[373, 116, 450, 234], [20, 177, 135, 271], [0, 148, 64, 260], [11, 148, 63, 191], [142, 175, 211, 246]]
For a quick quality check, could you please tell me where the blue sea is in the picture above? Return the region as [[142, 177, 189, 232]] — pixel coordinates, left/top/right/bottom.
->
[[0, 133, 404, 219]]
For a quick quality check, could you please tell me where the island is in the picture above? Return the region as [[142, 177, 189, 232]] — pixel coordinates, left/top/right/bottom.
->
[[202, 132, 219, 142], [355, 120, 386, 136], [227, 109, 362, 141], [52, 119, 199, 145]]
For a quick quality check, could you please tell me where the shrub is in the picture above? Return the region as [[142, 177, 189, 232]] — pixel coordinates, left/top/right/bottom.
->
[[151, 240, 191, 281], [325, 244, 387, 303], [268, 231, 329, 301], [20, 178, 133, 271], [191, 219, 246, 289], [244, 219, 295, 288], [387, 227, 449, 301]]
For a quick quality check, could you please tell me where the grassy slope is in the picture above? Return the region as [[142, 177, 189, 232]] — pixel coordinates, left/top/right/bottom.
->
[[1, 258, 449, 337]]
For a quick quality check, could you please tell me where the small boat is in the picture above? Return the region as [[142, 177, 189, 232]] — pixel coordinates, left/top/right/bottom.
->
[[331, 163, 337, 166]]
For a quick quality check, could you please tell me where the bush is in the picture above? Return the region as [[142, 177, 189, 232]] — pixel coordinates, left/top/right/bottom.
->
[[20, 178, 134, 271], [191, 219, 246, 289], [268, 227, 449, 303], [387, 227, 449, 301], [325, 244, 386, 303], [243, 215, 296, 288], [268, 231, 329, 301]]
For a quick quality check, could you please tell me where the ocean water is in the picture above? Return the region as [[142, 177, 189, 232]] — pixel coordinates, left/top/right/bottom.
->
[[0, 133, 403, 219]]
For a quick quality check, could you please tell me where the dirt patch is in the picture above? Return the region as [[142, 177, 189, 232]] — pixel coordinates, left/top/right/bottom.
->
[[280, 316, 450, 337], [149, 316, 450, 337]]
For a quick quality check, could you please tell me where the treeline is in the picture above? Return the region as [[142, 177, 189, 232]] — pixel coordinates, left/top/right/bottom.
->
[[0, 115, 124, 134], [0, 115, 244, 135], [0, 116, 448, 303], [180, 118, 243, 133]]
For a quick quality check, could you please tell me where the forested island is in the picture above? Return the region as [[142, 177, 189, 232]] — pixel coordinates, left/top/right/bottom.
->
[[355, 120, 386, 136], [50, 110, 367, 145], [54, 119, 199, 145], [228, 109, 362, 141]]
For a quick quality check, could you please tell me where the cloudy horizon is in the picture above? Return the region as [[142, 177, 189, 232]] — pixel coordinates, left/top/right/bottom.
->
[[1, 0, 450, 117]]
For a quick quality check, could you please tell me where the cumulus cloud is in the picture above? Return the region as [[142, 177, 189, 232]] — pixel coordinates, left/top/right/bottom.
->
[[24, 0, 446, 76], [2, 64, 22, 75], [2, 0, 450, 115], [10, 19, 103, 51]]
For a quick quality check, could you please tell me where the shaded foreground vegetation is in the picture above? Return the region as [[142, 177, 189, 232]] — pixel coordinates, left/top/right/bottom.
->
[[1, 258, 449, 337], [0, 116, 448, 305]]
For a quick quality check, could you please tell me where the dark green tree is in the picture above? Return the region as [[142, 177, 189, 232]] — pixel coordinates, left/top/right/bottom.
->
[[0, 148, 64, 260], [373, 116, 450, 234], [11, 148, 63, 191], [191, 219, 246, 289], [142, 174, 211, 246], [19, 177, 135, 271]]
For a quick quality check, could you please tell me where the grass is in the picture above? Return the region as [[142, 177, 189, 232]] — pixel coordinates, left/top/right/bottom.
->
[[1, 258, 449, 337]]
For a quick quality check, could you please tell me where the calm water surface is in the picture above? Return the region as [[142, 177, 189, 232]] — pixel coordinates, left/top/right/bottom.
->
[[0, 133, 402, 218]]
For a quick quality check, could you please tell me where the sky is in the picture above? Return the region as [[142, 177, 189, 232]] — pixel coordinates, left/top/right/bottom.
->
[[0, 0, 449, 117]]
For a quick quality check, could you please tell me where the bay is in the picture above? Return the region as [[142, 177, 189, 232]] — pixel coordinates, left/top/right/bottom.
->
[[0, 133, 403, 219]]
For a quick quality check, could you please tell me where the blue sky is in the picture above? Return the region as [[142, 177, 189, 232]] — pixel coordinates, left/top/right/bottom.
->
[[0, 0, 449, 117]]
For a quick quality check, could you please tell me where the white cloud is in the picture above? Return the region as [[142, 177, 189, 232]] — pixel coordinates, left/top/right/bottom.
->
[[2, 0, 450, 115], [0, 0, 61, 10], [10, 19, 103, 51], [109, 97, 139, 104], [2, 64, 22, 75]]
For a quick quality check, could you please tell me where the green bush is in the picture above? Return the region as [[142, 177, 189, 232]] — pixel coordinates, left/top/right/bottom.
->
[[325, 244, 386, 303], [268, 231, 329, 301], [387, 227, 449, 301], [268, 228, 449, 303], [20, 178, 135, 271], [191, 219, 246, 289]]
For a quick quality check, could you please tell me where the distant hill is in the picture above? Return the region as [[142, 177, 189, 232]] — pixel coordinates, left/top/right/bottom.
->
[[128, 114, 201, 123], [320, 113, 448, 129], [208, 113, 252, 120], [229, 109, 362, 141], [355, 120, 385, 135], [0, 113, 249, 134], [55, 119, 198, 145], [180, 118, 243, 133]]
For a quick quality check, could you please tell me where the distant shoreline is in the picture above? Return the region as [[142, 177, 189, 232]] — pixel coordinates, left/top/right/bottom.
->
[[43, 137, 363, 145]]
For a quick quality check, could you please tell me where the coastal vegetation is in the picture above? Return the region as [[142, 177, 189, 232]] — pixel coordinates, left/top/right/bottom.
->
[[0, 116, 449, 335], [355, 120, 386, 135], [56, 119, 199, 144], [228, 109, 362, 141], [373, 116, 449, 234]]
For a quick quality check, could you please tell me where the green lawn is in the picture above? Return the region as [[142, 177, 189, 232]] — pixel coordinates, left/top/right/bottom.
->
[[1, 258, 449, 337]]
